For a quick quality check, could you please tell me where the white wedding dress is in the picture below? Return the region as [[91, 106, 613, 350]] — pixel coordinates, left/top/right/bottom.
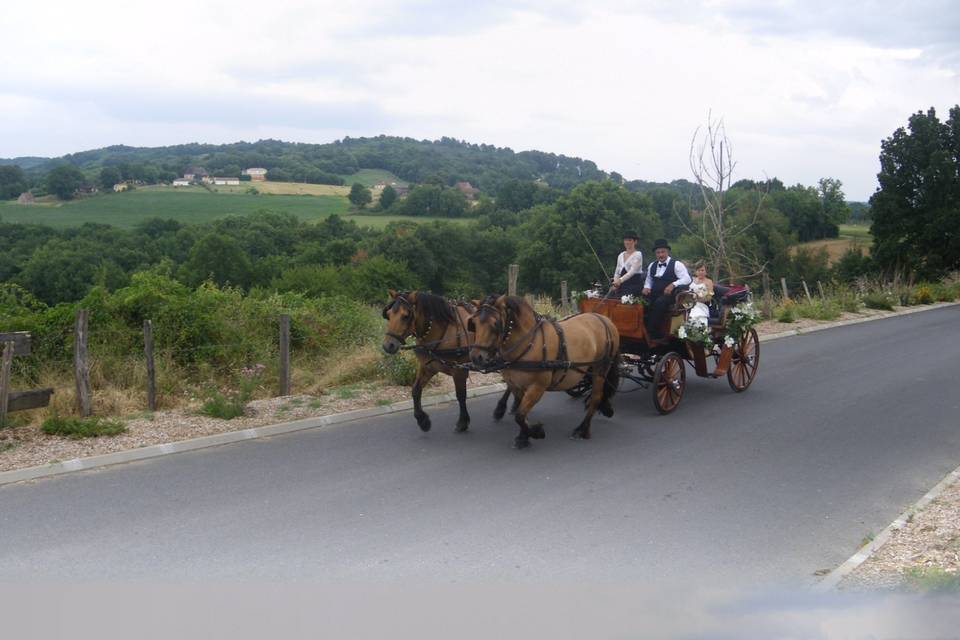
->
[[688, 280, 712, 327]]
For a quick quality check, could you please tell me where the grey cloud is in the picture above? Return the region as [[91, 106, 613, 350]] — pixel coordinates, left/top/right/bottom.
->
[[651, 1, 960, 68], [0, 82, 395, 132]]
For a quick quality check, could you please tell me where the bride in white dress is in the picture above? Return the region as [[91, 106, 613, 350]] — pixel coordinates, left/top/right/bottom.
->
[[688, 261, 714, 327]]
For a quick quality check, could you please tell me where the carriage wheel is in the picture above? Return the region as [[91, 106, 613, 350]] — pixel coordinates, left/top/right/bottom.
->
[[652, 352, 685, 415], [727, 328, 760, 393]]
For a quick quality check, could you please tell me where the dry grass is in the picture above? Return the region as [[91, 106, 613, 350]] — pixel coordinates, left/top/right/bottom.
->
[[219, 181, 351, 196]]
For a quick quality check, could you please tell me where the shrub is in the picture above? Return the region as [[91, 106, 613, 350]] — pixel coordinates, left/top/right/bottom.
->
[[199, 391, 247, 420], [828, 285, 861, 313], [794, 299, 842, 321], [42, 415, 127, 438], [377, 351, 418, 386], [199, 363, 264, 419], [776, 301, 796, 323], [862, 292, 895, 310], [912, 283, 935, 304]]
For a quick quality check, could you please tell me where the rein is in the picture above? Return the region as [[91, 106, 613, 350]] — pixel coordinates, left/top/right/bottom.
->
[[469, 302, 615, 378], [385, 294, 471, 367]]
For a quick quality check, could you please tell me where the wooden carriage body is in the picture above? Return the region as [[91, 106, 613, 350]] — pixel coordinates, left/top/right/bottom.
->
[[578, 292, 759, 414]]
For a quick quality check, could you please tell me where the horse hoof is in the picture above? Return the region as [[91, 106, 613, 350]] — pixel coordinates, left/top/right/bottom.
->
[[570, 427, 591, 440], [454, 421, 469, 433], [529, 424, 545, 439], [599, 402, 614, 418], [417, 415, 432, 432], [513, 437, 531, 450], [493, 406, 506, 421]]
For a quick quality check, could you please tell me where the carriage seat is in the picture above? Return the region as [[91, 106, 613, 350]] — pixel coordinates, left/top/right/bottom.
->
[[707, 284, 751, 327]]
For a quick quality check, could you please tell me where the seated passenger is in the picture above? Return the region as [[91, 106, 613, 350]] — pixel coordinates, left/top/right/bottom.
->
[[687, 260, 714, 327], [642, 239, 691, 339], [604, 231, 645, 299]]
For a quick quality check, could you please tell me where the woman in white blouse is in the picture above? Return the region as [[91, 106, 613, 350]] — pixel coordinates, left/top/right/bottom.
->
[[605, 231, 645, 298]]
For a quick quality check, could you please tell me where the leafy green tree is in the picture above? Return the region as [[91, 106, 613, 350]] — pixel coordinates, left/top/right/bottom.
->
[[179, 233, 253, 289], [45, 165, 86, 200], [379, 185, 397, 210], [817, 178, 850, 226], [0, 165, 28, 200], [515, 181, 662, 292], [870, 105, 960, 278], [15, 239, 127, 304], [395, 185, 468, 217], [349, 182, 372, 208], [99, 166, 123, 190]]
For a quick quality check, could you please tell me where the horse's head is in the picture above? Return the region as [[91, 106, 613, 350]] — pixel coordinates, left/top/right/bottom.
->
[[382, 289, 417, 355], [468, 294, 509, 367]]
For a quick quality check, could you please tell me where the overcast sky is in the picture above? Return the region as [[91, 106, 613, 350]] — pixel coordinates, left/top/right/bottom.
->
[[1, 0, 958, 199]]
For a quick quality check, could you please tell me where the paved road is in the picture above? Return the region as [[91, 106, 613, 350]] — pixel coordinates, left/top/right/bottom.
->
[[2, 307, 959, 586]]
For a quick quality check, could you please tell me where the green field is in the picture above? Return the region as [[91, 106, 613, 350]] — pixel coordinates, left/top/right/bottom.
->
[[338, 169, 407, 187], [0, 187, 463, 230]]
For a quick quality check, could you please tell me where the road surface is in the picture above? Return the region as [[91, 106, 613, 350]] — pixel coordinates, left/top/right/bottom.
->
[[2, 306, 958, 587]]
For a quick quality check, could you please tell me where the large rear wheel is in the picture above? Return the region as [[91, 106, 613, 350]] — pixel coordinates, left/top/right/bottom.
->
[[652, 352, 685, 415], [727, 328, 760, 392]]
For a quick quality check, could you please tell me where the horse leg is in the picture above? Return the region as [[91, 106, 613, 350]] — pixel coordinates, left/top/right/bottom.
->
[[493, 387, 512, 421], [412, 366, 437, 432], [571, 372, 605, 440], [453, 369, 470, 433], [510, 389, 523, 415], [513, 385, 546, 449]]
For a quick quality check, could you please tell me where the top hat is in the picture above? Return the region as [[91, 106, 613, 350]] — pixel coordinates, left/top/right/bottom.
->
[[652, 238, 671, 251]]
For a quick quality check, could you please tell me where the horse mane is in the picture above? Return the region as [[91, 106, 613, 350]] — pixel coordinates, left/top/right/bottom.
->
[[415, 292, 457, 324], [503, 295, 537, 320]]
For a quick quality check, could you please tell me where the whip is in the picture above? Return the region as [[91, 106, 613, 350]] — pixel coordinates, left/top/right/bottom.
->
[[576, 224, 611, 285]]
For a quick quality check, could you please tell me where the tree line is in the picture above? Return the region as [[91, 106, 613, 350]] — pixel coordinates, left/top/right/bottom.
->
[[2, 136, 613, 201]]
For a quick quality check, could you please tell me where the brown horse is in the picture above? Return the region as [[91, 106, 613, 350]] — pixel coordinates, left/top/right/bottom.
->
[[468, 295, 620, 449], [382, 290, 517, 433]]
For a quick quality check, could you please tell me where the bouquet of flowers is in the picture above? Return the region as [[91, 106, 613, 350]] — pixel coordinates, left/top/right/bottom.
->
[[725, 301, 759, 344], [620, 294, 644, 305], [678, 319, 714, 350]]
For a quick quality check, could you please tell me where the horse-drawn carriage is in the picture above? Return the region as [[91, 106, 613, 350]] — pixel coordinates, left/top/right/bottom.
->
[[381, 282, 760, 449], [577, 284, 760, 414]]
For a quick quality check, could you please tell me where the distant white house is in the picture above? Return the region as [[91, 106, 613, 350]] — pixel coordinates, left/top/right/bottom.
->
[[113, 183, 129, 192], [17, 192, 34, 204], [242, 167, 268, 181], [212, 177, 240, 186], [173, 178, 191, 187]]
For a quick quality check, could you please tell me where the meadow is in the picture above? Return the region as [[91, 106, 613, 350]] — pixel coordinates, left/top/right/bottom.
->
[[793, 223, 873, 263], [0, 185, 455, 229], [338, 168, 408, 187]]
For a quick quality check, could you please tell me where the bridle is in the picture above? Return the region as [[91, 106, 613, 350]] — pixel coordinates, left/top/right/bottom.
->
[[471, 302, 542, 359], [381, 294, 435, 345]]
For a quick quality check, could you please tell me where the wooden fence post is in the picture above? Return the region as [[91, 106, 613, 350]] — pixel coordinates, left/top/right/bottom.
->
[[144, 320, 156, 412], [762, 271, 774, 320], [508, 264, 519, 297], [74, 309, 92, 417], [817, 280, 826, 299], [560, 280, 569, 315], [0, 341, 14, 425], [780, 277, 790, 301], [801, 279, 813, 303], [279, 314, 291, 397]]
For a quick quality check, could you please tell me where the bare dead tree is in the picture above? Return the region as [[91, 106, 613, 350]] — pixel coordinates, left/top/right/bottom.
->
[[682, 112, 768, 282]]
